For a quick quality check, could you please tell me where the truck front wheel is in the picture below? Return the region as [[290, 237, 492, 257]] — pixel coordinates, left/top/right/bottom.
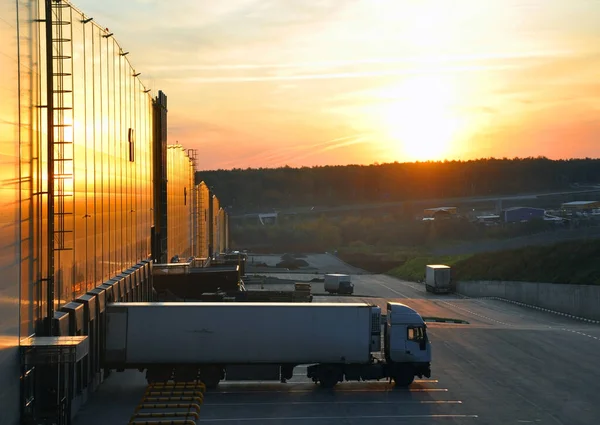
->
[[392, 365, 415, 387], [393, 368, 415, 387]]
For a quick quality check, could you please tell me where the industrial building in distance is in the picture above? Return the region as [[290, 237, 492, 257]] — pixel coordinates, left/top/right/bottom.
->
[[501, 207, 546, 223], [1, 1, 228, 424], [422, 201, 600, 225], [561, 200, 600, 212]]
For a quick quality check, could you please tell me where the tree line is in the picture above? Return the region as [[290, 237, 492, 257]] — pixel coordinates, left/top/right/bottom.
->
[[230, 215, 568, 253], [197, 157, 600, 213]]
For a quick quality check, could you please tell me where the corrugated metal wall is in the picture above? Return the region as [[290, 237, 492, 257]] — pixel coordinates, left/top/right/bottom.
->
[[212, 195, 221, 254], [225, 212, 229, 251], [1, 1, 157, 422], [64, 4, 154, 301], [166, 145, 194, 260], [218, 208, 227, 254], [196, 182, 210, 258], [0, 1, 29, 423]]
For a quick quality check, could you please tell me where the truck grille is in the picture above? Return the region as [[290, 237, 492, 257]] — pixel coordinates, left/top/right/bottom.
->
[[371, 308, 381, 333]]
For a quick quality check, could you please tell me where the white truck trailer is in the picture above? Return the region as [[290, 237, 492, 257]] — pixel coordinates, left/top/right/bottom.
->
[[324, 273, 354, 294], [425, 265, 452, 294], [104, 302, 431, 388]]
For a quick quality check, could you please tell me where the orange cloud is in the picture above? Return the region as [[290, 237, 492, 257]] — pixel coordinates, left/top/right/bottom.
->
[[73, 0, 600, 168]]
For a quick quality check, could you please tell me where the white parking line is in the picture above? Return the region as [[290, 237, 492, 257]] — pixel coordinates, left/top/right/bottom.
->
[[198, 414, 478, 422], [560, 328, 600, 341], [439, 300, 513, 326], [288, 374, 439, 384], [371, 280, 410, 298], [205, 400, 463, 406], [210, 388, 448, 394]]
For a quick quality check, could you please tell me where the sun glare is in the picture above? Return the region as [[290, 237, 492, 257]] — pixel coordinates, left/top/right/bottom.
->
[[376, 75, 465, 162]]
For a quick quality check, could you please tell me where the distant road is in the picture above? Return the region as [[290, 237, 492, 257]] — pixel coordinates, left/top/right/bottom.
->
[[246, 253, 366, 275], [232, 187, 600, 218]]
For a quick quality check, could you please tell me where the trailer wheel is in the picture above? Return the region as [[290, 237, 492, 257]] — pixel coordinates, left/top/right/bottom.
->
[[319, 375, 338, 389], [318, 368, 339, 389], [200, 366, 222, 389], [146, 367, 173, 384]]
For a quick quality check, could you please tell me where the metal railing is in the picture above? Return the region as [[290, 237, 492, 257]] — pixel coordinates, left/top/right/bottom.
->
[[129, 381, 206, 425]]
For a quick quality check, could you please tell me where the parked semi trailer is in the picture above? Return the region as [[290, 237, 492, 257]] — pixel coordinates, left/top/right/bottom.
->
[[324, 273, 354, 294], [104, 301, 431, 388], [425, 265, 452, 294]]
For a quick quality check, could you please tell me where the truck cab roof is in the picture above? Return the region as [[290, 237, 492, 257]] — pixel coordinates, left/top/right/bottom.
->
[[387, 302, 425, 325]]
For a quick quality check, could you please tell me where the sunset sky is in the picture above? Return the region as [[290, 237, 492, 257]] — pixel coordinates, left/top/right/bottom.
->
[[76, 0, 600, 170]]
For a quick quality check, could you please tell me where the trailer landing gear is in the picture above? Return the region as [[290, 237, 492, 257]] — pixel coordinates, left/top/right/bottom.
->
[[307, 365, 342, 389], [319, 372, 339, 389]]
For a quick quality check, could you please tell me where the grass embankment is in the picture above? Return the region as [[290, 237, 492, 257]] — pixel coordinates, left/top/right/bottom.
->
[[387, 255, 471, 281], [337, 245, 428, 273], [387, 240, 600, 285]]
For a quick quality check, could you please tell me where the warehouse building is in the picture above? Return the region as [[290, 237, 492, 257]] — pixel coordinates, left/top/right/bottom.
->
[[501, 207, 545, 223], [195, 181, 211, 259], [423, 207, 458, 219], [1, 1, 155, 421], [166, 145, 196, 261], [212, 194, 222, 255], [0, 1, 228, 424]]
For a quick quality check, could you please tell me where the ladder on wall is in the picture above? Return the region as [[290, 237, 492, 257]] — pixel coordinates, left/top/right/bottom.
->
[[22, 2, 76, 423], [51, 0, 75, 254], [33, 0, 76, 322]]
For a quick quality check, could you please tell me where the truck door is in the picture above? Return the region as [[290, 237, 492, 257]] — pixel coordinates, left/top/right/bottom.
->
[[339, 280, 353, 294], [387, 324, 409, 362]]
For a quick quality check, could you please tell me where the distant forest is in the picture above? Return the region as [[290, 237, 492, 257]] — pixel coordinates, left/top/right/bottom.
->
[[229, 214, 567, 253], [197, 158, 600, 213]]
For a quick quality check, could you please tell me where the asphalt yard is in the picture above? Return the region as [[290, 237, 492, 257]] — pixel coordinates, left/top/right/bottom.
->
[[199, 367, 476, 424]]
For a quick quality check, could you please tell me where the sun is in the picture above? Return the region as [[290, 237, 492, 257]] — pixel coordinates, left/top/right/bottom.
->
[[376, 75, 464, 161]]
